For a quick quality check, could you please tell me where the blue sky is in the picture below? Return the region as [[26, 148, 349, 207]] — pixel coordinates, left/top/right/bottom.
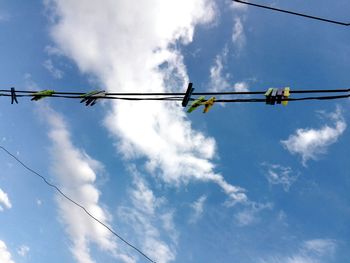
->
[[0, 0, 350, 263]]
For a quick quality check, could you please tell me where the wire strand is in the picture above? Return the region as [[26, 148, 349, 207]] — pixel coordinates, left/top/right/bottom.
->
[[0, 145, 156, 263], [232, 0, 350, 26]]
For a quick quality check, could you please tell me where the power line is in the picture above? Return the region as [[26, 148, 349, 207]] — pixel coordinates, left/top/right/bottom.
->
[[1, 88, 350, 104], [232, 0, 350, 26], [0, 145, 156, 263], [2, 88, 350, 96]]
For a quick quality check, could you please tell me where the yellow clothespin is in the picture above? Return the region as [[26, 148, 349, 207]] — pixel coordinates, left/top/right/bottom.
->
[[282, 87, 290, 106], [203, 97, 216, 113]]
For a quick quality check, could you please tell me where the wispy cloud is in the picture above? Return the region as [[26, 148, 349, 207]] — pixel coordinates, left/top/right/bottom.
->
[[262, 163, 299, 191], [230, 1, 249, 12], [0, 240, 15, 263], [17, 245, 30, 257], [189, 195, 207, 223], [260, 239, 337, 263], [118, 169, 177, 263], [232, 17, 245, 49], [41, 106, 133, 263], [43, 59, 64, 79], [0, 188, 12, 211], [281, 107, 346, 166], [209, 47, 249, 92], [235, 202, 273, 226], [0, 13, 10, 22], [46, 0, 248, 208]]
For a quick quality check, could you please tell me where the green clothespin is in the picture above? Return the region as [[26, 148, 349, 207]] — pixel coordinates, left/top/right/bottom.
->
[[31, 90, 55, 101], [80, 90, 105, 106], [187, 96, 206, 113]]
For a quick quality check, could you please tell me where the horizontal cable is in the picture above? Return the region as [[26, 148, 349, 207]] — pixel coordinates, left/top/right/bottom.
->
[[1, 88, 350, 96]]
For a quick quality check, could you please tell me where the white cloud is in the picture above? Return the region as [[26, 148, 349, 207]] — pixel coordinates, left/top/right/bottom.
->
[[281, 108, 346, 166], [43, 59, 64, 79], [235, 202, 273, 226], [260, 239, 337, 263], [0, 240, 15, 263], [230, 1, 249, 11], [209, 48, 249, 93], [210, 47, 230, 92], [17, 245, 30, 257], [262, 163, 298, 191], [118, 171, 177, 263], [0, 188, 12, 211], [233, 82, 249, 92], [41, 106, 133, 263], [302, 239, 337, 256], [46, 0, 248, 207], [232, 17, 245, 49], [189, 195, 207, 223]]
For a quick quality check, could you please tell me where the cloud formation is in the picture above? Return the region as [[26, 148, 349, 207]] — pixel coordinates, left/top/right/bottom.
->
[[0, 240, 15, 263], [46, 0, 247, 206], [118, 170, 176, 263], [43, 59, 64, 79], [281, 108, 346, 166], [17, 245, 30, 257], [209, 47, 249, 92], [235, 202, 273, 226], [262, 163, 299, 191], [232, 17, 245, 49], [260, 238, 337, 263], [189, 195, 207, 223], [0, 188, 11, 211], [43, 107, 132, 263]]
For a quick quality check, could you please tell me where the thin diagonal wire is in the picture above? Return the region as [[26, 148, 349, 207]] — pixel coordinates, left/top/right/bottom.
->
[[0, 145, 156, 263], [232, 0, 350, 26]]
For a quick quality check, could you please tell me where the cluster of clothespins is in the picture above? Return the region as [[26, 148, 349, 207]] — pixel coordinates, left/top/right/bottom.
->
[[181, 84, 291, 113], [264, 87, 290, 105], [3, 84, 350, 112], [181, 83, 216, 113], [7, 88, 106, 106]]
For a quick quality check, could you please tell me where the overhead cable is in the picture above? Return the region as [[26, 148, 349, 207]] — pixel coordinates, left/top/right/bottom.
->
[[0, 145, 156, 263], [232, 0, 350, 26]]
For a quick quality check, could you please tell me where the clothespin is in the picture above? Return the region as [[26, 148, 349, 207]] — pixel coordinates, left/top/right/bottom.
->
[[202, 97, 216, 113], [282, 87, 290, 106], [187, 96, 206, 113], [265, 88, 278, 105], [276, 88, 284, 104], [31, 90, 55, 101], [182, 82, 194, 107], [80, 90, 106, 106], [10, 87, 18, 104]]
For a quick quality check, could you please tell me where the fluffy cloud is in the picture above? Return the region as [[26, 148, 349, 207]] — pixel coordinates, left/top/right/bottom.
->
[[262, 163, 299, 191], [46, 0, 247, 206], [42, 107, 132, 263], [0, 188, 12, 211], [0, 240, 15, 263], [189, 195, 207, 223], [281, 108, 346, 166], [260, 239, 337, 263]]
